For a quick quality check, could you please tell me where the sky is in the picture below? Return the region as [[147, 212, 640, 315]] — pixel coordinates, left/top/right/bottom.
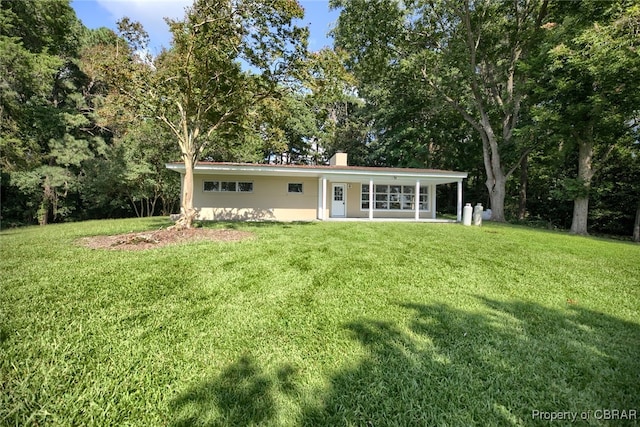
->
[[71, 0, 339, 56]]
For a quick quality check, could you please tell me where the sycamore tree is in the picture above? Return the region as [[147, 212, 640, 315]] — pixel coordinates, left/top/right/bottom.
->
[[105, 0, 307, 228], [331, 0, 550, 221]]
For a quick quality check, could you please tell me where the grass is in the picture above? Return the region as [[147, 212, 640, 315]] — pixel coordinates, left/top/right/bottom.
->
[[1, 218, 639, 426]]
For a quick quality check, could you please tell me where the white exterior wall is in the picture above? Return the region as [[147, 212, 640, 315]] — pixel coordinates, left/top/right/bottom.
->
[[188, 174, 441, 221], [192, 174, 318, 221]]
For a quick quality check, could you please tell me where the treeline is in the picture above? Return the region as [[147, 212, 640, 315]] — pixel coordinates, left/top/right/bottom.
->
[[0, 0, 356, 227], [1, 1, 179, 225], [1, 0, 638, 239], [330, 0, 640, 238]]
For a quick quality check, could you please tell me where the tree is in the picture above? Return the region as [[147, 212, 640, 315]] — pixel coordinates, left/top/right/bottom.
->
[[301, 48, 361, 164], [589, 143, 640, 239], [530, 1, 640, 234], [104, 0, 307, 229], [0, 0, 107, 225], [80, 120, 180, 219], [330, 0, 549, 221], [252, 92, 318, 164]]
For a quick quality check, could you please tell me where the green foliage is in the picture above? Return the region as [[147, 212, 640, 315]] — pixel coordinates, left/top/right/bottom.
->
[[331, 0, 550, 221], [148, 0, 308, 160], [0, 6, 65, 171], [590, 144, 640, 235], [80, 120, 180, 219], [1, 1, 179, 225], [96, 0, 308, 227], [532, 1, 640, 139], [526, 0, 640, 234], [0, 0, 100, 224], [251, 92, 319, 164], [1, 0, 638, 236], [1, 219, 639, 424], [551, 178, 591, 201]]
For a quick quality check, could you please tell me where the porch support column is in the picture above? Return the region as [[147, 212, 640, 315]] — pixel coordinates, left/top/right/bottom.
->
[[321, 176, 327, 220], [415, 180, 420, 221], [317, 178, 323, 219], [457, 180, 463, 222], [368, 180, 374, 220], [431, 185, 437, 219]]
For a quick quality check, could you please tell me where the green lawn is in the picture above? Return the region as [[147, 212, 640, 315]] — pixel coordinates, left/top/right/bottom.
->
[[1, 219, 639, 426]]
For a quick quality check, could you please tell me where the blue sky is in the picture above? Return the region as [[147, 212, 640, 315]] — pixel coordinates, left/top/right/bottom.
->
[[71, 0, 339, 55]]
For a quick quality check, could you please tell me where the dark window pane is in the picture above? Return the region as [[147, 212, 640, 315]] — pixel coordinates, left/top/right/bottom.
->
[[288, 183, 303, 193], [239, 182, 253, 192], [221, 181, 237, 192], [204, 181, 219, 192], [375, 201, 388, 209]]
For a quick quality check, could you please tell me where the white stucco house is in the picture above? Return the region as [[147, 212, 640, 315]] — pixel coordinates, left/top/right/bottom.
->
[[166, 153, 468, 222]]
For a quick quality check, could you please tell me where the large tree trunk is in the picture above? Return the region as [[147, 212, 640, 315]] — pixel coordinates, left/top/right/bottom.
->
[[38, 177, 52, 226], [480, 123, 508, 222], [633, 202, 640, 243], [487, 173, 507, 222], [570, 197, 589, 235], [570, 139, 593, 235], [518, 153, 528, 220], [176, 155, 196, 229]]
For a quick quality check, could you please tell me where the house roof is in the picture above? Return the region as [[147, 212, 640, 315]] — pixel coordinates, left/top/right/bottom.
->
[[166, 162, 468, 185]]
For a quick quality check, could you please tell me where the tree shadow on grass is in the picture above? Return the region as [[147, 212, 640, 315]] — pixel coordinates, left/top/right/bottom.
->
[[170, 356, 298, 427], [170, 298, 639, 426], [302, 298, 640, 426]]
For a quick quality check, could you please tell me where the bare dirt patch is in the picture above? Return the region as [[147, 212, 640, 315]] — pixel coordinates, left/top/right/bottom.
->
[[78, 228, 254, 251]]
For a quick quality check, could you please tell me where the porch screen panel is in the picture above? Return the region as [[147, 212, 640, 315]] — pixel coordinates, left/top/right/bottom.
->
[[361, 184, 429, 211], [375, 184, 388, 209], [362, 185, 370, 209], [402, 185, 415, 209]]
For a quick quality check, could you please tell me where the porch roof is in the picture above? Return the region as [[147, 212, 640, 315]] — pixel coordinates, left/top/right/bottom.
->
[[166, 162, 468, 185]]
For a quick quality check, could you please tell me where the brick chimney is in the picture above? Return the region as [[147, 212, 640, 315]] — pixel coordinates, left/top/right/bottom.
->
[[329, 152, 348, 166]]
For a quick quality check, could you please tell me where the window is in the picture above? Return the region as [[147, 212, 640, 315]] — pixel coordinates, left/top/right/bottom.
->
[[418, 186, 429, 210], [288, 183, 303, 193], [361, 184, 429, 210], [203, 181, 253, 193], [203, 181, 219, 192], [221, 181, 237, 192], [362, 185, 370, 209], [238, 182, 253, 192]]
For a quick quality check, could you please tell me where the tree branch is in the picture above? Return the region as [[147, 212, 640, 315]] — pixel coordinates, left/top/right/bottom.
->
[[422, 67, 483, 134], [506, 147, 533, 179]]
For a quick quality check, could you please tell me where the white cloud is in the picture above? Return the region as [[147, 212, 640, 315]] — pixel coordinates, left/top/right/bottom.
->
[[96, 0, 192, 51]]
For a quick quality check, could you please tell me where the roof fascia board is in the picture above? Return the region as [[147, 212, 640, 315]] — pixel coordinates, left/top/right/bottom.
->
[[165, 163, 468, 181]]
